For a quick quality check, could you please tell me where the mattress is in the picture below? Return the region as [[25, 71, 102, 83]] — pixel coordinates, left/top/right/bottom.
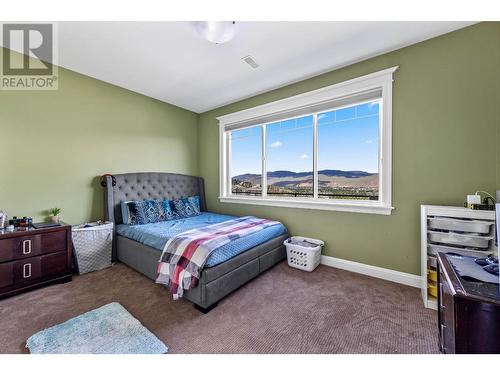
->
[[116, 212, 287, 267]]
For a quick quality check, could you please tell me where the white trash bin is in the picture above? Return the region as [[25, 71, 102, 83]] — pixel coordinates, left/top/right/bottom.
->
[[284, 236, 324, 272], [72, 221, 113, 275]]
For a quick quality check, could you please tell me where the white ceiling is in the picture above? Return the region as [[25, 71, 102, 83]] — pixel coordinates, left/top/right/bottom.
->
[[55, 22, 474, 112]]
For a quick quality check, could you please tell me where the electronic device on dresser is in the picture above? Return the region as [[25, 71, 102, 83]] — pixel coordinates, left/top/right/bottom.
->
[[437, 252, 500, 354], [0, 224, 72, 299]]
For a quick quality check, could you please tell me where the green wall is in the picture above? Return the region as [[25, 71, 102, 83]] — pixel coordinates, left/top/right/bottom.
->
[[496, 25, 500, 188], [198, 22, 500, 275], [0, 51, 199, 224]]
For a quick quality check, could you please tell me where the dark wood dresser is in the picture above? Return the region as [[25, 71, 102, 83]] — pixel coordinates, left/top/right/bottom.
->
[[437, 252, 500, 354], [0, 224, 72, 299]]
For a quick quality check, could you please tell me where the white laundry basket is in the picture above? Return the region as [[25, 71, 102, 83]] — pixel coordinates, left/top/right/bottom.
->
[[72, 221, 113, 275], [284, 236, 324, 272]]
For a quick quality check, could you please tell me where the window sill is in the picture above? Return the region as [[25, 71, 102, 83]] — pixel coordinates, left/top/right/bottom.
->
[[218, 196, 394, 215]]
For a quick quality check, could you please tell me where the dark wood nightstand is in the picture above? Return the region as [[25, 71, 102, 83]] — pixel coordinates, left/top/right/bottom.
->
[[0, 224, 72, 299], [437, 252, 500, 354]]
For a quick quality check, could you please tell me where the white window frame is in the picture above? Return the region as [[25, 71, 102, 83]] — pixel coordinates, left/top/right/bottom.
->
[[217, 66, 398, 215]]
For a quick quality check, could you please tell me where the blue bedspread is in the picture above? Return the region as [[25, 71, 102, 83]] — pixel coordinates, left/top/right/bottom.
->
[[116, 212, 287, 267]]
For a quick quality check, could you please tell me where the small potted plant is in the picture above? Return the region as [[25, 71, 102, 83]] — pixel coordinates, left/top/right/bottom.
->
[[49, 207, 61, 223]]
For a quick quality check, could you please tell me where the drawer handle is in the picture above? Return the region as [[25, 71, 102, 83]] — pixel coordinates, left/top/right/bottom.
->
[[23, 263, 32, 278], [439, 283, 444, 309], [440, 323, 446, 352], [22, 239, 32, 255]]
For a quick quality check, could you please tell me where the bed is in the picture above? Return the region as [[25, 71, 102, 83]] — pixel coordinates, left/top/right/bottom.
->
[[101, 172, 288, 312]]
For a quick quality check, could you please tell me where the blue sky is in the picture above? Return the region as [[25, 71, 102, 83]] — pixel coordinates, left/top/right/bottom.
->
[[230, 101, 380, 176]]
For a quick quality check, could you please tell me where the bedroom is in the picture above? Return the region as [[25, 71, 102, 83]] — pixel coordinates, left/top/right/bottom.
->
[[1, 0, 500, 371]]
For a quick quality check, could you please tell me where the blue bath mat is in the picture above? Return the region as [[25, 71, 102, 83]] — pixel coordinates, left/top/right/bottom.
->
[[26, 302, 168, 354]]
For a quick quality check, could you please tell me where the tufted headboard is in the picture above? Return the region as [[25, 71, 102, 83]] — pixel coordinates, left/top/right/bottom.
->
[[101, 172, 207, 226]]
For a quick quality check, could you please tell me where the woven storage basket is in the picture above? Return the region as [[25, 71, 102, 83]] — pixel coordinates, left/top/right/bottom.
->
[[72, 221, 113, 275]]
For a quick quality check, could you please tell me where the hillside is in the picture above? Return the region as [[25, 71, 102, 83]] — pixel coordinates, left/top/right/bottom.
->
[[233, 169, 378, 189]]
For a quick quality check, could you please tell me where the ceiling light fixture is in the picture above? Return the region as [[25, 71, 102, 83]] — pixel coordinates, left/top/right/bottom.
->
[[194, 21, 236, 44]]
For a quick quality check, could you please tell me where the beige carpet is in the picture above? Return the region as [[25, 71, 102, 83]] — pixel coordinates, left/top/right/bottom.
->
[[0, 262, 438, 354]]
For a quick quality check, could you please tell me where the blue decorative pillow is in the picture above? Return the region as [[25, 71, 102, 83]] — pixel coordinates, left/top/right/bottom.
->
[[161, 200, 175, 221], [183, 195, 201, 215], [170, 199, 189, 219], [171, 195, 201, 219], [125, 201, 147, 225], [122, 199, 174, 225]]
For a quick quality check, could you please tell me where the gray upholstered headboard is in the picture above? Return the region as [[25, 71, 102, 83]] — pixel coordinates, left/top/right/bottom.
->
[[101, 172, 207, 226]]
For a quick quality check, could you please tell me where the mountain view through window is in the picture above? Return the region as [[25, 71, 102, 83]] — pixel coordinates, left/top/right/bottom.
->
[[230, 100, 380, 201], [266, 115, 314, 197], [230, 125, 262, 195], [317, 101, 379, 200]]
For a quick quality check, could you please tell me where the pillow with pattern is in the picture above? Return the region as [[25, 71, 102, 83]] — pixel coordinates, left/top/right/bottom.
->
[[184, 195, 201, 214], [160, 200, 175, 221], [171, 195, 201, 219], [122, 199, 174, 225]]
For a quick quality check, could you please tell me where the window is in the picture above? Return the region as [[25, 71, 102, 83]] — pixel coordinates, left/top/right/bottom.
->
[[218, 67, 397, 215], [317, 100, 380, 201], [266, 115, 314, 197], [230, 126, 262, 196]]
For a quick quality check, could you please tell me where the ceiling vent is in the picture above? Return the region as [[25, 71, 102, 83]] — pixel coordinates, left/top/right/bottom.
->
[[241, 55, 259, 69]]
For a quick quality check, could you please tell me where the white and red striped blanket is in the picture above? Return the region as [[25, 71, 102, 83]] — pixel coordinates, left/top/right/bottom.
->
[[156, 216, 280, 299]]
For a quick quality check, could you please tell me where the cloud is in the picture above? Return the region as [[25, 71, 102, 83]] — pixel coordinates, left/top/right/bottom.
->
[[318, 113, 328, 120], [365, 139, 373, 144], [299, 154, 309, 159], [368, 101, 379, 108], [270, 141, 282, 148]]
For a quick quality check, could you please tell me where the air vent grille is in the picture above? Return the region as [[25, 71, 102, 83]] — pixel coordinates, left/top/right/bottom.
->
[[241, 55, 259, 69]]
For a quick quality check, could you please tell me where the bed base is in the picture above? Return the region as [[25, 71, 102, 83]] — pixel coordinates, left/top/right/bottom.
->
[[116, 233, 287, 311], [194, 303, 218, 314]]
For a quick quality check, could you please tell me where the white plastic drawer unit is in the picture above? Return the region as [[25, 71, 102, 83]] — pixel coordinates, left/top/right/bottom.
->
[[428, 243, 491, 258], [427, 255, 437, 268], [421, 205, 497, 310], [427, 217, 493, 234], [428, 230, 493, 249]]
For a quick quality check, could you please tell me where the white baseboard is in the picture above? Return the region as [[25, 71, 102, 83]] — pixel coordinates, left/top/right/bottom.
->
[[320, 255, 421, 288]]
